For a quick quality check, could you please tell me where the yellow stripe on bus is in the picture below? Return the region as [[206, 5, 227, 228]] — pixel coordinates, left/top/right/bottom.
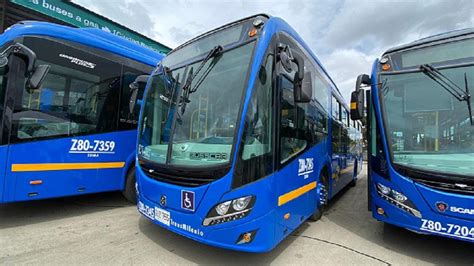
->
[[11, 162, 126, 172], [278, 181, 317, 206]]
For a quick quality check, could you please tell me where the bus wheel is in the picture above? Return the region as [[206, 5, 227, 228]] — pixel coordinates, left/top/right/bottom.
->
[[310, 172, 328, 221], [122, 166, 137, 204], [350, 162, 358, 187], [350, 177, 357, 187]]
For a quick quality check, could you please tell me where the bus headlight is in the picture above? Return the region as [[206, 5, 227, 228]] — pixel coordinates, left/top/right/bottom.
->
[[232, 196, 252, 211], [391, 190, 407, 202], [376, 182, 421, 218], [376, 183, 391, 195], [216, 201, 231, 216], [203, 196, 256, 226]]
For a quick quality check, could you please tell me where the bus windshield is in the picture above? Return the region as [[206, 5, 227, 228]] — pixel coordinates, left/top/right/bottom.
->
[[139, 41, 255, 167], [380, 63, 474, 177]]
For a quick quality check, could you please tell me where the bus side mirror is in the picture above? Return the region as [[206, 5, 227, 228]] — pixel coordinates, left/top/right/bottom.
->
[[28, 64, 50, 91], [277, 44, 310, 102], [292, 51, 311, 103], [295, 70, 312, 103], [350, 74, 370, 120], [129, 75, 149, 114]]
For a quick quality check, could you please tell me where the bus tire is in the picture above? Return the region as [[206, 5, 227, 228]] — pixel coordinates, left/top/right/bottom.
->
[[349, 178, 357, 187], [350, 162, 358, 187], [122, 166, 137, 204], [309, 206, 323, 221], [309, 171, 328, 222], [350, 177, 357, 187]]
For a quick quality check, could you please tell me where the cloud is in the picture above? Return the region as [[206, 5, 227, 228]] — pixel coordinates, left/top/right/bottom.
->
[[73, 0, 473, 101], [322, 49, 374, 102], [320, 0, 474, 55]]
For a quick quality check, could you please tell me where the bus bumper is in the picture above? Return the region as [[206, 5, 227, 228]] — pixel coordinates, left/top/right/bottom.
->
[[372, 198, 474, 243], [137, 194, 277, 252]]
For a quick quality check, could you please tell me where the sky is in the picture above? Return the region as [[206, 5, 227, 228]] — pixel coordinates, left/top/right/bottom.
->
[[73, 0, 473, 102]]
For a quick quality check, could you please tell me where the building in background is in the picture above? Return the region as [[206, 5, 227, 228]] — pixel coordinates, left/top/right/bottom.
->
[[0, 0, 171, 54]]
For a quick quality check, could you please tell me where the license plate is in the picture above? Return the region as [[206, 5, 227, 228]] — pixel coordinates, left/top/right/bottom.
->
[[154, 207, 171, 226], [420, 219, 474, 241]]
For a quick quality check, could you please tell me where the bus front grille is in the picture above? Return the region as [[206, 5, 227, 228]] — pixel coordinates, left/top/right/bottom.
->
[[415, 179, 474, 196], [139, 161, 228, 187]]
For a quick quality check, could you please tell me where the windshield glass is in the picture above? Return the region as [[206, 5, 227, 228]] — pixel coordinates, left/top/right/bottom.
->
[[389, 37, 474, 70], [139, 41, 255, 167], [380, 64, 474, 177], [163, 24, 244, 68]]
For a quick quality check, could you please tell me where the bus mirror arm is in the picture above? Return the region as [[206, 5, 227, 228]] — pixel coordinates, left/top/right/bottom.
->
[[350, 74, 370, 120], [0, 43, 36, 73], [0, 43, 51, 91]]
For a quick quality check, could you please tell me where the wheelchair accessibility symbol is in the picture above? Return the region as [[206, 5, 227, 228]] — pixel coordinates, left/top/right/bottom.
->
[[181, 190, 195, 211]]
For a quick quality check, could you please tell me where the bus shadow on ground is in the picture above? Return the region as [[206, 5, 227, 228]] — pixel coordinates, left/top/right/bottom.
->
[[138, 216, 309, 264], [325, 173, 474, 265], [0, 192, 132, 229]]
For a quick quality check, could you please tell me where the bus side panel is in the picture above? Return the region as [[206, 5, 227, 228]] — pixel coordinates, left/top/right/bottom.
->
[[0, 145, 7, 202], [275, 143, 327, 232], [4, 131, 136, 202]]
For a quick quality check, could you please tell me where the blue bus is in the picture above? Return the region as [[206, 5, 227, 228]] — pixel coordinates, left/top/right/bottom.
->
[[136, 14, 363, 252], [0, 21, 162, 203], [350, 28, 474, 243]]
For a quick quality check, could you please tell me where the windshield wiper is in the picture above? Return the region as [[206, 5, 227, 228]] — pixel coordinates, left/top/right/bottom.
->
[[161, 66, 175, 96], [180, 45, 223, 115], [420, 64, 473, 125]]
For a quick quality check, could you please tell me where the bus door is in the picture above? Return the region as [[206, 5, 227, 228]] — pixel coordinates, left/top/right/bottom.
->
[[275, 62, 314, 230], [3, 36, 126, 202]]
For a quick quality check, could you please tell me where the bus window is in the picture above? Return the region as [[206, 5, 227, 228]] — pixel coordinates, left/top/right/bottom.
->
[[234, 52, 275, 186], [332, 120, 340, 153], [309, 68, 329, 140], [332, 96, 340, 120], [341, 106, 348, 126], [341, 125, 349, 154], [10, 37, 122, 142], [312, 70, 330, 113]]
